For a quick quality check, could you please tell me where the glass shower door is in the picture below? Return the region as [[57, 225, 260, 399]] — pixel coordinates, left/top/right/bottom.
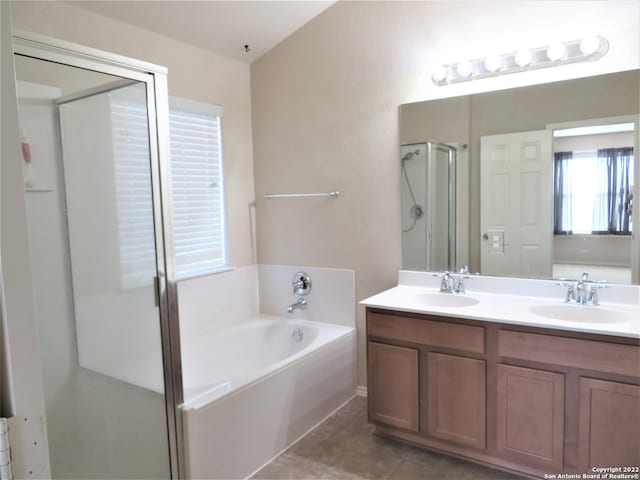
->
[[15, 55, 171, 479], [401, 141, 457, 271], [427, 142, 456, 271]]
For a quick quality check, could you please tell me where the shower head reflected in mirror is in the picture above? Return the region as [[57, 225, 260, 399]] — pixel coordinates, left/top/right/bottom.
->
[[401, 149, 420, 163], [401, 148, 424, 232]]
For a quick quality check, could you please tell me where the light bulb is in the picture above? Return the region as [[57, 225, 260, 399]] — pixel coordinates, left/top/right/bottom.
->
[[580, 36, 601, 55], [456, 60, 473, 78], [432, 65, 448, 83], [514, 49, 533, 67], [546, 43, 565, 61], [484, 55, 502, 73]]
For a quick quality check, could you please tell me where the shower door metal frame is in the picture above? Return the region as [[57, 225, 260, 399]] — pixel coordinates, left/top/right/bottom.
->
[[11, 30, 184, 479], [426, 141, 457, 271]]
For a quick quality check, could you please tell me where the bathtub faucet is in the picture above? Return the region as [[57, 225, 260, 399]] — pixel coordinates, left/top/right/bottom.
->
[[287, 297, 307, 314]]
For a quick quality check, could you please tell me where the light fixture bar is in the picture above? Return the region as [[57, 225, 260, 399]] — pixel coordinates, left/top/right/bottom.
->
[[553, 122, 635, 138], [432, 36, 609, 86]]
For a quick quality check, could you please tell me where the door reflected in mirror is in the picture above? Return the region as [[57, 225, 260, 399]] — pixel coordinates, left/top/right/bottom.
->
[[400, 70, 639, 284]]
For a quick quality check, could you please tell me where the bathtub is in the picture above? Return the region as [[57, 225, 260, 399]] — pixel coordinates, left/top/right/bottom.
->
[[181, 315, 356, 479]]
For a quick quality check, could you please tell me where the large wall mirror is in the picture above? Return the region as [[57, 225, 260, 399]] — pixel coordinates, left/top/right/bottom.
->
[[400, 69, 639, 284]]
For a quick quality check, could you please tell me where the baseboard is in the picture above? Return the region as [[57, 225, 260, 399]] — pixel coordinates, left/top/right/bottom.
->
[[356, 385, 367, 397]]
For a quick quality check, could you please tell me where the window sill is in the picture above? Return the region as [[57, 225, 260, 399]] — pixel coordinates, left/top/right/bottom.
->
[[554, 234, 632, 238]]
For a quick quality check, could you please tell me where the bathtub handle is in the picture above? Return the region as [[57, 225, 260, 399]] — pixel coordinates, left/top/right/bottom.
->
[[292, 272, 312, 296]]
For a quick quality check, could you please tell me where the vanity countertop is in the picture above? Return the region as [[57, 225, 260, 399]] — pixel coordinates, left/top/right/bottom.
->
[[361, 284, 640, 339]]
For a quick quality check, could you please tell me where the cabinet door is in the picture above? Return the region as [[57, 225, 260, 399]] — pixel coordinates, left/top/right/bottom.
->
[[497, 364, 565, 470], [368, 342, 419, 431], [427, 353, 486, 449], [578, 378, 640, 472]]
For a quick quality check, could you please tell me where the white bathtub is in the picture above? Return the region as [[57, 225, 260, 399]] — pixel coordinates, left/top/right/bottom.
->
[[181, 315, 356, 479]]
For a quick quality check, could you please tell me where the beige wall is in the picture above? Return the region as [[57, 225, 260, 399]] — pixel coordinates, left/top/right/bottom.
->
[[251, 1, 640, 386], [554, 235, 632, 267], [554, 131, 635, 152], [10, 0, 255, 268]]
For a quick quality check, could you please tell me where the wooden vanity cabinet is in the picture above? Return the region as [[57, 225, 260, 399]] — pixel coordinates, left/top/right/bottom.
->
[[366, 307, 640, 479], [496, 364, 565, 470], [368, 342, 419, 431], [578, 378, 640, 471], [427, 352, 486, 450], [367, 311, 488, 449]]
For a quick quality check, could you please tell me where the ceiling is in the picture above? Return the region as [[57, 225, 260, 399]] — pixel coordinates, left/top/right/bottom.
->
[[67, 1, 336, 63]]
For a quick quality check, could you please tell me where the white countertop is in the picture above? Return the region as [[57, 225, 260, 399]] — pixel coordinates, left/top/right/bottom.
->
[[361, 284, 640, 339]]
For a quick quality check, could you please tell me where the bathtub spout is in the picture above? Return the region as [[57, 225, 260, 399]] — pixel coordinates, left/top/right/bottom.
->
[[287, 298, 307, 314]]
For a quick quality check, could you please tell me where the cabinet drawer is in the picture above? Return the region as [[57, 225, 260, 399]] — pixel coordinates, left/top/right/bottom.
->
[[368, 312, 484, 354], [498, 330, 640, 378]]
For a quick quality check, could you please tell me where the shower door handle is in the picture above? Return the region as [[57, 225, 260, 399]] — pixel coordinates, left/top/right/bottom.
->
[[153, 275, 160, 307]]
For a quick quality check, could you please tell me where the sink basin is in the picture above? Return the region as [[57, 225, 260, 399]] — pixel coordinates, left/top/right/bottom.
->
[[530, 304, 630, 323], [415, 293, 479, 308]]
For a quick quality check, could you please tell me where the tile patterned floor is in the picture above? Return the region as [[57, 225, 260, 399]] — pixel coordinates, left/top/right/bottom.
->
[[252, 396, 523, 480]]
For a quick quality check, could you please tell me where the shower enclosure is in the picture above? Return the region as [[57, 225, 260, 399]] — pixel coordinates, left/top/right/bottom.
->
[[401, 141, 457, 271], [11, 32, 182, 479]]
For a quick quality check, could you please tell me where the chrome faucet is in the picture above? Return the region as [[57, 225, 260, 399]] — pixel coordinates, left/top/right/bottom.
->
[[575, 278, 587, 304], [557, 272, 609, 306], [439, 272, 455, 293], [456, 266, 471, 294], [435, 267, 472, 294], [287, 297, 307, 314]]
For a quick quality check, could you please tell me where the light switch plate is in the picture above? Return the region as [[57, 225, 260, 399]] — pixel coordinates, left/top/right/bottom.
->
[[488, 229, 504, 253]]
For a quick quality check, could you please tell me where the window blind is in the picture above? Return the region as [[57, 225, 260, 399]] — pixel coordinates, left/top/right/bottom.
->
[[169, 98, 227, 279], [109, 85, 157, 289]]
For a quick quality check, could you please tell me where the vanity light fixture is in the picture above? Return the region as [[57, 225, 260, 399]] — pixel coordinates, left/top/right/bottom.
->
[[432, 36, 609, 86], [514, 49, 533, 67], [546, 43, 565, 62], [456, 60, 474, 78], [579, 35, 601, 56], [431, 65, 449, 83], [484, 55, 502, 73]]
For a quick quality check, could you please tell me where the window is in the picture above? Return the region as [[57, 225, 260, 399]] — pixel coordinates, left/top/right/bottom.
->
[[110, 84, 157, 290], [554, 147, 634, 235], [169, 98, 227, 279]]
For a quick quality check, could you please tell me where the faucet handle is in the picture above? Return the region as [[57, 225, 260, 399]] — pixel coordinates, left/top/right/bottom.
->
[[455, 276, 467, 294], [587, 283, 609, 305], [555, 280, 576, 303], [433, 272, 452, 293], [292, 272, 312, 296]]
